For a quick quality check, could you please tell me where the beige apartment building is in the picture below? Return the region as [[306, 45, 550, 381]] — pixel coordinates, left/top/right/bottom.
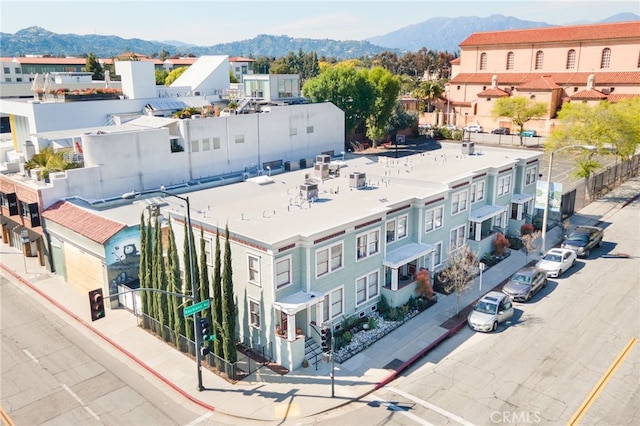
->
[[445, 21, 640, 135]]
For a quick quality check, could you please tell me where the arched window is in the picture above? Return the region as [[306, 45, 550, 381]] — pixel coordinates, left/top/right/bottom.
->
[[506, 52, 514, 70], [600, 48, 611, 69], [479, 53, 487, 70], [535, 51, 544, 70], [566, 49, 576, 69]]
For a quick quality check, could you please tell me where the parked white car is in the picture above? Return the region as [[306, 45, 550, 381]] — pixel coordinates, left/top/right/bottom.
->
[[463, 124, 484, 133], [535, 248, 577, 277]]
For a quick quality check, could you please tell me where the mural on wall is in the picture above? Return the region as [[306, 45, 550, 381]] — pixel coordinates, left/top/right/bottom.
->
[[106, 226, 141, 297]]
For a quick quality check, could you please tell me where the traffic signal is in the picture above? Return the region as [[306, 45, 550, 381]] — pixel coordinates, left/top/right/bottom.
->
[[200, 317, 210, 341], [321, 327, 332, 352], [88, 289, 105, 321]]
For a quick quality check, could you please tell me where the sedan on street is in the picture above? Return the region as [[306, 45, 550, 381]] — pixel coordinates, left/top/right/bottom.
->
[[491, 127, 510, 135], [467, 291, 514, 332], [536, 248, 577, 277], [502, 266, 547, 302]]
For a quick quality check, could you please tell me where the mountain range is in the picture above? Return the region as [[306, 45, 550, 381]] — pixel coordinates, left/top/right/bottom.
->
[[1, 13, 637, 59]]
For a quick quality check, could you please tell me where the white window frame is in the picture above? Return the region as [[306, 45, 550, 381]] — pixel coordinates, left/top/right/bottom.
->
[[386, 218, 396, 243], [397, 215, 408, 239], [249, 298, 261, 328], [316, 242, 343, 278], [525, 166, 537, 186], [356, 229, 380, 260], [471, 181, 485, 203], [248, 254, 261, 286], [497, 175, 512, 197], [433, 241, 443, 267], [203, 237, 213, 266], [324, 287, 344, 321], [451, 190, 468, 215], [275, 257, 291, 289], [425, 206, 444, 233], [355, 270, 380, 307], [450, 225, 466, 251]]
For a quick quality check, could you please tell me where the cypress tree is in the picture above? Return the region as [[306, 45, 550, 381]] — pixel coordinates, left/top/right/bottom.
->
[[212, 229, 223, 360], [167, 220, 185, 349], [222, 225, 237, 366], [182, 220, 196, 348], [138, 213, 149, 326], [144, 213, 155, 320], [153, 215, 168, 337], [199, 229, 212, 355]]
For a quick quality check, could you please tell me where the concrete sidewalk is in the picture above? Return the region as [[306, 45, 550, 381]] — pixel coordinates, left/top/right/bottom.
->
[[2, 177, 638, 422]]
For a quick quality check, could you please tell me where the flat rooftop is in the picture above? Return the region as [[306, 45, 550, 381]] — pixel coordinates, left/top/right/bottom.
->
[[93, 142, 542, 246]]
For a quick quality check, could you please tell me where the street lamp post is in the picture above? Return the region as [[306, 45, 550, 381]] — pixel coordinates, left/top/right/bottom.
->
[[540, 145, 595, 254], [160, 186, 204, 391]]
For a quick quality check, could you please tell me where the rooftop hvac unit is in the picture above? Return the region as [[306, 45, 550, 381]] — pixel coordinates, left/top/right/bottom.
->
[[461, 142, 475, 155], [300, 183, 318, 201], [284, 160, 299, 171], [349, 172, 367, 189], [314, 163, 329, 179], [316, 154, 331, 164]]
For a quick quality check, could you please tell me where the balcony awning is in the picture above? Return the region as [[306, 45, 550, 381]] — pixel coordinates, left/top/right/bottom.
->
[[274, 290, 324, 315], [383, 242, 434, 269], [511, 193, 534, 204], [469, 204, 507, 223]]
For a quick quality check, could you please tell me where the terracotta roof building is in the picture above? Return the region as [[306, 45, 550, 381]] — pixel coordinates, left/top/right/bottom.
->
[[444, 21, 640, 135]]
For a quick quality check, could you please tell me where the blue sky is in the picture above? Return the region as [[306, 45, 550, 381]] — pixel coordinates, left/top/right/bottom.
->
[[1, 1, 638, 45]]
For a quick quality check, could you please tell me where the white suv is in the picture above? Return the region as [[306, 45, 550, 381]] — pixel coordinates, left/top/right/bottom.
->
[[463, 124, 483, 133]]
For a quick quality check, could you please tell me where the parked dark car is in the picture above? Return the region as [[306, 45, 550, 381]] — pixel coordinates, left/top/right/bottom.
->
[[502, 267, 547, 302], [560, 225, 604, 258], [491, 127, 510, 135]]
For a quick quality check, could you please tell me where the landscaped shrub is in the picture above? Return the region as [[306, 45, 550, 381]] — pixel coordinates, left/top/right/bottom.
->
[[493, 232, 511, 255], [521, 223, 534, 235]]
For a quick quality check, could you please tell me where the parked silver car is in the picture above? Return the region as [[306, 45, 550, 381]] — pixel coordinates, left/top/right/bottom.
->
[[467, 291, 514, 332], [502, 266, 547, 302]]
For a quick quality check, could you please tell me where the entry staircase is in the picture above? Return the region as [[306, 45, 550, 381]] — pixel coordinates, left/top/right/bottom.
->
[[304, 336, 325, 368]]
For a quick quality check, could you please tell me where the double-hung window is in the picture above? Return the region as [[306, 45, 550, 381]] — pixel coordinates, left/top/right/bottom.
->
[[356, 229, 379, 260], [525, 166, 537, 186], [451, 190, 468, 215], [471, 181, 485, 203], [323, 288, 343, 321], [248, 254, 260, 285], [249, 299, 261, 328], [275, 257, 291, 289], [450, 225, 466, 250], [498, 175, 512, 197], [386, 219, 396, 242], [316, 243, 343, 277], [355, 271, 380, 306], [425, 206, 443, 233]]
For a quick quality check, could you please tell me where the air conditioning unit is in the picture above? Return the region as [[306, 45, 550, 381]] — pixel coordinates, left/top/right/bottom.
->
[[349, 172, 367, 189], [461, 142, 475, 155], [300, 183, 318, 201], [316, 154, 331, 164], [314, 163, 329, 179]]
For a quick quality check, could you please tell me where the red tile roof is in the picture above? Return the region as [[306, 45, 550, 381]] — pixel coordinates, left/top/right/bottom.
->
[[229, 56, 256, 62], [42, 201, 126, 244], [477, 88, 510, 98], [571, 89, 608, 100], [517, 75, 562, 90], [165, 58, 198, 65], [450, 71, 640, 86], [460, 21, 640, 47], [607, 93, 640, 102]]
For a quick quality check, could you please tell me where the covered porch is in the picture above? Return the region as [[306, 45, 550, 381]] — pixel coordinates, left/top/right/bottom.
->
[[382, 242, 434, 306]]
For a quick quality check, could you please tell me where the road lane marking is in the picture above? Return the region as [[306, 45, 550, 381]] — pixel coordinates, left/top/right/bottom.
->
[[184, 411, 214, 426], [568, 337, 638, 426], [22, 349, 39, 363], [61, 383, 100, 421], [1, 405, 17, 426], [387, 387, 475, 426], [372, 396, 435, 426]]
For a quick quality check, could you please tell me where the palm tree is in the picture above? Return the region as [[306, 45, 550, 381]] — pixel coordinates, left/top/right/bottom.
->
[[412, 81, 443, 113]]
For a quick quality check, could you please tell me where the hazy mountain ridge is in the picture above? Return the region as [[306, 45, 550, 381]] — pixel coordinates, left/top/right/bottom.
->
[[1, 13, 637, 59]]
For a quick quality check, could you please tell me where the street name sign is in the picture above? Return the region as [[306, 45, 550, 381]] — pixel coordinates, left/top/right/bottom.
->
[[183, 299, 210, 317]]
